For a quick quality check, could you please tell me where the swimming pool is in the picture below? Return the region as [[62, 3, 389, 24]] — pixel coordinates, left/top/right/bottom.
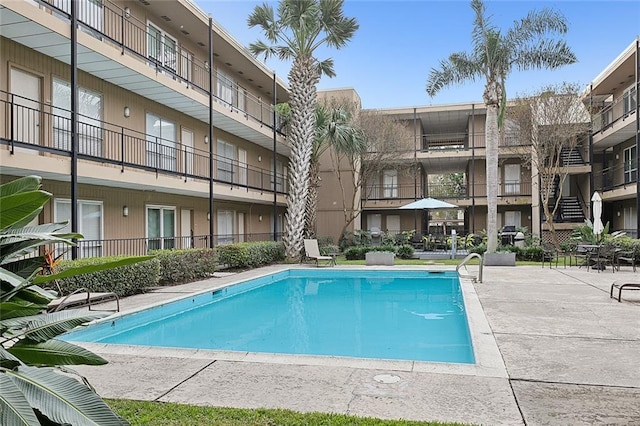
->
[[64, 269, 474, 364]]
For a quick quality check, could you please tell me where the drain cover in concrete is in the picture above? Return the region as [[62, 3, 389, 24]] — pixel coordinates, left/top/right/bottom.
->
[[373, 374, 401, 384]]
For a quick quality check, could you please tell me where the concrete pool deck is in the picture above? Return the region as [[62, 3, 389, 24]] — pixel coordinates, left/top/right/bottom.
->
[[72, 265, 640, 425]]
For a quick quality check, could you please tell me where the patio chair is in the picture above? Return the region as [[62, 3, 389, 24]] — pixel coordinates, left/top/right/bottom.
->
[[575, 244, 593, 271], [617, 244, 639, 272], [541, 242, 562, 268], [303, 239, 335, 267], [610, 280, 640, 302], [595, 243, 618, 273]]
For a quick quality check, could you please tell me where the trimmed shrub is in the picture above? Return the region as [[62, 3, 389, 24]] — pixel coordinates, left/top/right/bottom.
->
[[343, 245, 398, 260], [518, 245, 544, 262], [396, 244, 415, 259], [319, 244, 340, 256], [55, 256, 160, 297], [217, 241, 285, 269], [150, 248, 218, 285]]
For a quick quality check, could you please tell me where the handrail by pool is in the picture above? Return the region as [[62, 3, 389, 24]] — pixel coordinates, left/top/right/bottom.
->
[[456, 253, 483, 283]]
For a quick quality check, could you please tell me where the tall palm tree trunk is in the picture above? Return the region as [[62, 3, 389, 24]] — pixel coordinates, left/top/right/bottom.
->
[[305, 161, 320, 238], [484, 83, 500, 253], [283, 56, 319, 259]]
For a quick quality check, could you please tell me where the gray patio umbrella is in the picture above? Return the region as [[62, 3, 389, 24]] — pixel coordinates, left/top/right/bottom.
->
[[399, 198, 458, 234]]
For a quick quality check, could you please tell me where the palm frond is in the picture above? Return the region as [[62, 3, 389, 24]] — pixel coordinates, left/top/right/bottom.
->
[[1, 310, 107, 343], [317, 58, 335, 78], [0, 375, 40, 426], [0, 175, 42, 198], [426, 53, 482, 97], [8, 339, 107, 366], [247, 3, 279, 43], [0, 191, 51, 231], [6, 366, 129, 426], [0, 300, 46, 320], [513, 39, 577, 71]]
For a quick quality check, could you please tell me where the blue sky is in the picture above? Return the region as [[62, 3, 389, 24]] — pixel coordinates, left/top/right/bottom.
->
[[200, 1, 640, 109]]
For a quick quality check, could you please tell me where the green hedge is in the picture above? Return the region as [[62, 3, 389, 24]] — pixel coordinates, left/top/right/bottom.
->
[[217, 241, 285, 269], [150, 248, 218, 285], [343, 245, 397, 260], [55, 256, 160, 297]]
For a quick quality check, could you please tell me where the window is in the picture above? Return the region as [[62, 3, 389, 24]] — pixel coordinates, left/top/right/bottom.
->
[[53, 0, 103, 32], [147, 22, 177, 71], [623, 85, 637, 116], [504, 211, 521, 227], [367, 214, 382, 231], [55, 199, 103, 258], [386, 215, 400, 233], [217, 140, 235, 182], [179, 48, 193, 82], [383, 169, 397, 198], [237, 86, 246, 112], [272, 159, 287, 192], [623, 207, 637, 235], [147, 206, 175, 250], [52, 78, 103, 156], [146, 113, 176, 171], [504, 164, 521, 195], [217, 70, 234, 105], [624, 146, 637, 183], [365, 173, 380, 199], [217, 210, 234, 245]]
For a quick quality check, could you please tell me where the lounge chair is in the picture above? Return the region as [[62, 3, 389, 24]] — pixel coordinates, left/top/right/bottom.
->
[[47, 287, 120, 312], [303, 239, 335, 267], [610, 281, 640, 302]]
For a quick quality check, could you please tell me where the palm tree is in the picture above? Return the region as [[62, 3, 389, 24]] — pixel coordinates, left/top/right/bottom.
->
[[425, 0, 576, 253], [306, 103, 363, 237], [248, 0, 358, 259]]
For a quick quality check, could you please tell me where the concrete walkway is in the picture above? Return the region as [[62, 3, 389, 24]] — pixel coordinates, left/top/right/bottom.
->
[[73, 264, 640, 425]]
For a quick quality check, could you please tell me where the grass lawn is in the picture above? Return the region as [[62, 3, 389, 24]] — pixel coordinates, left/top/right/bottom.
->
[[107, 399, 469, 425]]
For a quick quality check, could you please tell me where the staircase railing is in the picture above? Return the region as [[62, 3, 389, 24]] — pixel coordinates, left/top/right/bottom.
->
[[456, 253, 483, 283], [574, 181, 588, 221]]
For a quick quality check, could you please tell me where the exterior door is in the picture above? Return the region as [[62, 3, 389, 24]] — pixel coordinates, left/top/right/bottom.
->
[[10, 68, 41, 153], [237, 212, 245, 242], [238, 148, 247, 186], [181, 127, 194, 178], [180, 208, 192, 248]]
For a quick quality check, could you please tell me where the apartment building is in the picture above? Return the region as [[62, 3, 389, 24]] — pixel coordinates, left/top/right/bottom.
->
[[584, 38, 639, 238], [1, 0, 291, 257], [315, 89, 596, 245]]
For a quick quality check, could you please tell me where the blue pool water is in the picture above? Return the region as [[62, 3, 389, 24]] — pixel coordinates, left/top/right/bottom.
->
[[64, 269, 474, 363]]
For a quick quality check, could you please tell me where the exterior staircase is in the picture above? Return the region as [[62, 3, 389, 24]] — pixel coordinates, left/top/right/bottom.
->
[[559, 197, 585, 222], [560, 148, 584, 166]]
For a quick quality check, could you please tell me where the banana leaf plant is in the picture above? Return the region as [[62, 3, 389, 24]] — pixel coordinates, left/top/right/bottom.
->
[[1, 176, 150, 426]]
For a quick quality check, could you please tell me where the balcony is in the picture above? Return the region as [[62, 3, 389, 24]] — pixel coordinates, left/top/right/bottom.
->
[[0, 91, 287, 196], [361, 181, 531, 204], [1, 0, 286, 151], [593, 159, 638, 201], [591, 90, 637, 148]]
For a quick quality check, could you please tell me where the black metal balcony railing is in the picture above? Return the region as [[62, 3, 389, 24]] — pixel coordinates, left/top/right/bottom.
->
[[591, 88, 637, 134], [36, 0, 280, 131], [363, 184, 421, 201], [50, 233, 282, 259], [598, 159, 638, 191], [362, 180, 531, 201], [1, 91, 288, 194], [421, 132, 531, 151]]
